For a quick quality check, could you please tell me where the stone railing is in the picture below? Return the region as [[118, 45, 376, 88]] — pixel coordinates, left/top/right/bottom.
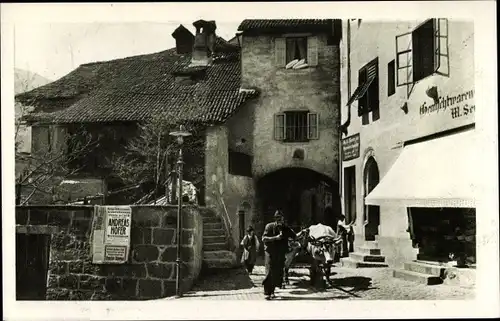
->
[[15, 205, 203, 300]]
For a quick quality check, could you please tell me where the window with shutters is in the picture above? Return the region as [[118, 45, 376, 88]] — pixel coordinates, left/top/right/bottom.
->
[[275, 35, 318, 68], [396, 19, 449, 87], [351, 58, 379, 124], [286, 37, 307, 63], [274, 111, 319, 142]]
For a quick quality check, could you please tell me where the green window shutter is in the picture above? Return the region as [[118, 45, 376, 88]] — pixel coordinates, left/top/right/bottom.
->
[[307, 36, 319, 66], [275, 38, 286, 67], [274, 113, 285, 140], [307, 112, 319, 140]]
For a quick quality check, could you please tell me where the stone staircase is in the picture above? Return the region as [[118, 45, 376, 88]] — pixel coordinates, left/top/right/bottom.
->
[[393, 261, 444, 285], [201, 209, 237, 270], [340, 239, 389, 268]]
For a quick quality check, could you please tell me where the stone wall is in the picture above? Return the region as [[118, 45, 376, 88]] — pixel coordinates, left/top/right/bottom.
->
[[241, 33, 341, 180], [15, 205, 203, 300]]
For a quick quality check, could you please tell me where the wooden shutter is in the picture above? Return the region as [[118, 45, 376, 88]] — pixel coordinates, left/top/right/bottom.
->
[[307, 112, 319, 140], [275, 38, 286, 67], [307, 36, 318, 66], [274, 113, 285, 140]]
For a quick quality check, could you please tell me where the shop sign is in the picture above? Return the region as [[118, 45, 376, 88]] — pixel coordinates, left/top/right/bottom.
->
[[91, 205, 132, 264], [342, 133, 360, 161], [419, 89, 475, 120]]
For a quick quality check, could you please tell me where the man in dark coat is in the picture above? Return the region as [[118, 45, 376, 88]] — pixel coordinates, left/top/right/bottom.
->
[[261, 210, 296, 300]]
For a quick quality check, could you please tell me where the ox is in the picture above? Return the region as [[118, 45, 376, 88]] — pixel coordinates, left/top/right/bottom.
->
[[282, 223, 342, 288]]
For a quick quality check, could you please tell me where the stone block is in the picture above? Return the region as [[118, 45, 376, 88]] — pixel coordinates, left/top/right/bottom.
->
[[162, 280, 177, 296], [16, 209, 29, 225], [90, 290, 113, 300], [71, 219, 92, 237], [59, 274, 79, 288], [83, 261, 100, 275], [131, 210, 161, 228], [28, 209, 48, 225], [138, 279, 162, 299], [162, 214, 177, 228], [101, 264, 147, 278], [161, 246, 195, 262], [47, 211, 72, 227], [132, 245, 160, 262], [121, 278, 138, 298], [70, 289, 94, 300], [146, 262, 174, 279], [47, 275, 59, 288], [68, 260, 84, 274], [79, 275, 104, 290], [46, 288, 70, 300], [105, 277, 123, 293], [152, 228, 175, 245], [49, 261, 68, 275]]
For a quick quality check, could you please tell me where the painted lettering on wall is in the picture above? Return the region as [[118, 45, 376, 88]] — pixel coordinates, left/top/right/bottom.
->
[[419, 89, 475, 118]]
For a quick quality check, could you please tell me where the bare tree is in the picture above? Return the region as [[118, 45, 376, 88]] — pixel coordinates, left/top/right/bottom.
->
[[14, 72, 100, 205], [112, 114, 205, 204]]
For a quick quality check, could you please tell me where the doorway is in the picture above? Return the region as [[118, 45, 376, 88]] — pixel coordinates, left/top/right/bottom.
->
[[363, 157, 380, 241], [16, 233, 51, 300]]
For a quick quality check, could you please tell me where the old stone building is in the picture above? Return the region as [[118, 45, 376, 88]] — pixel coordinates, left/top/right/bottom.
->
[[339, 19, 476, 283], [17, 19, 343, 248], [237, 19, 343, 234]]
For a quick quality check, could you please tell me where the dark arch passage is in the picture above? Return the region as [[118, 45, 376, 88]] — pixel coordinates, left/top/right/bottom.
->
[[256, 167, 340, 232]]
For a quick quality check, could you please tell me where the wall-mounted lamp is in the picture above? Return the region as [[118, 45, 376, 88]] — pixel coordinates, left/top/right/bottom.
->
[[426, 86, 439, 105], [401, 102, 409, 114]]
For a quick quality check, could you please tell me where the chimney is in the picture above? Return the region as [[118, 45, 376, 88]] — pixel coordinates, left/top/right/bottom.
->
[[172, 24, 195, 54], [190, 19, 217, 67]]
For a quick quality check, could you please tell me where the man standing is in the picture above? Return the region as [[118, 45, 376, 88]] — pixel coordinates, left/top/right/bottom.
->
[[261, 210, 296, 300]]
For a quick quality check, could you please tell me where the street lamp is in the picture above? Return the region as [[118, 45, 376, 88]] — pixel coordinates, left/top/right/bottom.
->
[[169, 124, 192, 298]]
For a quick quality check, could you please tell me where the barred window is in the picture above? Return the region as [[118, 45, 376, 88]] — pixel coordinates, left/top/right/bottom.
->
[[274, 111, 319, 142]]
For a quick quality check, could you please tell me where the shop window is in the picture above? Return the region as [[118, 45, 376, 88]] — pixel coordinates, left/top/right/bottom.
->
[[275, 36, 318, 68], [396, 19, 449, 87], [274, 111, 319, 142], [388, 60, 396, 96], [343, 166, 357, 224], [348, 58, 379, 125]]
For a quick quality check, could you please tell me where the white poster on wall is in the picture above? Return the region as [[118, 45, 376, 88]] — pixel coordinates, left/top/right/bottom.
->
[[91, 205, 132, 264]]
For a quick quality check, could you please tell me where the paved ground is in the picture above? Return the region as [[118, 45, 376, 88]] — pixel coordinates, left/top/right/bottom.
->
[[172, 262, 475, 301]]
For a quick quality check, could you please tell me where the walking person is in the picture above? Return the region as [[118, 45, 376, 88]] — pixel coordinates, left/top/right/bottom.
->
[[240, 226, 260, 274], [261, 210, 296, 300]]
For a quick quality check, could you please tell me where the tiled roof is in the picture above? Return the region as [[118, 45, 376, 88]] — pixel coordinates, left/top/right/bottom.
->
[[237, 19, 337, 33], [17, 37, 257, 125]]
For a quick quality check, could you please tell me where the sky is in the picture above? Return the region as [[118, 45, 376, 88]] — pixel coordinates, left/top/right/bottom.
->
[[14, 21, 240, 81]]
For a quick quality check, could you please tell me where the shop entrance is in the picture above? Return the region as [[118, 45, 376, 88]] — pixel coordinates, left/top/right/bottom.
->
[[409, 207, 476, 266], [363, 157, 380, 241], [256, 167, 340, 232]]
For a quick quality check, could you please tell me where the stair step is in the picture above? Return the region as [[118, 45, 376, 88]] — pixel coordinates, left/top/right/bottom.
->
[[204, 235, 226, 244], [393, 269, 443, 285], [203, 243, 228, 251], [203, 250, 236, 260], [340, 257, 388, 268], [199, 208, 218, 217], [404, 261, 445, 277], [362, 241, 380, 249], [349, 252, 386, 263], [204, 228, 226, 237], [357, 246, 382, 255], [203, 222, 223, 230], [203, 258, 237, 269], [203, 216, 222, 224]]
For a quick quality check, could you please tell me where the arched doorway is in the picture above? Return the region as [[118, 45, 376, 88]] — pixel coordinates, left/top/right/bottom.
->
[[363, 156, 380, 241], [256, 167, 340, 233]]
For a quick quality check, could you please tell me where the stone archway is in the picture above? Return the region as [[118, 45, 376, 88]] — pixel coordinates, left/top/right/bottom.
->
[[255, 167, 340, 233], [363, 156, 380, 241]]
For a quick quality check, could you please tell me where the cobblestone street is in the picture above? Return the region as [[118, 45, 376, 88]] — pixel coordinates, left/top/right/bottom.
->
[[171, 262, 475, 301]]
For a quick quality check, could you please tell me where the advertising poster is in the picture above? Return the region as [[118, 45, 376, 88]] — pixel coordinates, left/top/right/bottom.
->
[[91, 205, 132, 264]]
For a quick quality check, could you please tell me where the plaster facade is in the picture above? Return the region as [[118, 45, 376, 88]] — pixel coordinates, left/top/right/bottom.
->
[[339, 19, 475, 267]]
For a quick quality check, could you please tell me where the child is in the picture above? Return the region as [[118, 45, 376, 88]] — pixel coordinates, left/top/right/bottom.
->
[[240, 226, 260, 274]]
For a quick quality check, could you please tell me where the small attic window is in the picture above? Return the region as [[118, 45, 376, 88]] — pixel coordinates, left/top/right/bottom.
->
[[175, 75, 194, 85]]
